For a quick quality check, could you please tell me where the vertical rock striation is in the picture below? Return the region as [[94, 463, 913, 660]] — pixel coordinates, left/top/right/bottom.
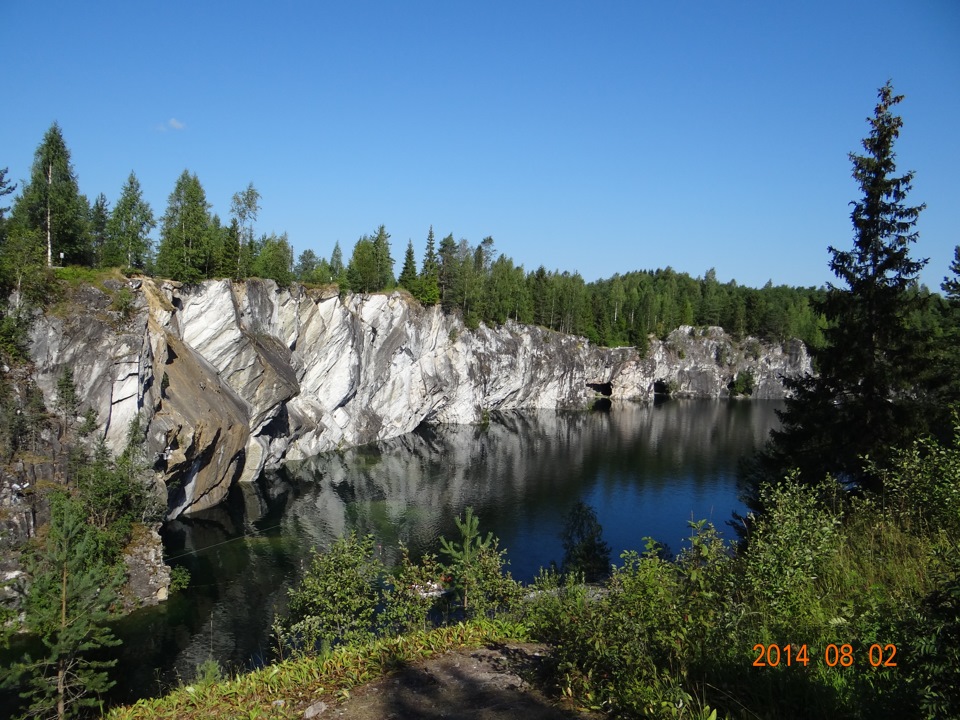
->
[[25, 280, 811, 517]]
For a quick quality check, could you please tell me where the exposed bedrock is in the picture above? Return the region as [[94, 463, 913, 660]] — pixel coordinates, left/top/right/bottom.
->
[[25, 280, 811, 517]]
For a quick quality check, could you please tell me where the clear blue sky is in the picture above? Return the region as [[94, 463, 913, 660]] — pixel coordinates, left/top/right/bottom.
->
[[3, 1, 958, 290]]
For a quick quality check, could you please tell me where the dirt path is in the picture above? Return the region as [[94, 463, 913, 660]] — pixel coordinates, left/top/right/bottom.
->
[[304, 643, 600, 720]]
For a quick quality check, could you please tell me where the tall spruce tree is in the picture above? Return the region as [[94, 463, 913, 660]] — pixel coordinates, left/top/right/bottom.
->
[[762, 82, 929, 493], [418, 226, 440, 305], [0, 167, 15, 252], [156, 171, 211, 282], [370, 225, 394, 289], [105, 172, 154, 269], [330, 241, 345, 287], [88, 195, 109, 269], [10, 123, 90, 266], [397, 239, 419, 294], [12, 492, 122, 720]]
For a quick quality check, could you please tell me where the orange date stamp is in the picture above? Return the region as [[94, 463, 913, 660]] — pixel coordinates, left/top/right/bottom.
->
[[752, 643, 898, 668]]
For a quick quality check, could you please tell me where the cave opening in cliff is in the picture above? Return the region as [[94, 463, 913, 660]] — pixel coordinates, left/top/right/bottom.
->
[[586, 382, 612, 397], [653, 380, 671, 397]]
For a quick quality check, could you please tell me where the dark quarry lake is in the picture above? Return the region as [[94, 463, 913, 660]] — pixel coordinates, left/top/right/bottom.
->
[[104, 399, 781, 704]]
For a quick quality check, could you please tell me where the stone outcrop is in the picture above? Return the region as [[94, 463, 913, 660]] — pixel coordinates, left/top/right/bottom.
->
[[22, 279, 812, 518]]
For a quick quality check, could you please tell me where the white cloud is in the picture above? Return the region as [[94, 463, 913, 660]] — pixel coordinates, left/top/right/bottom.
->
[[156, 117, 186, 132]]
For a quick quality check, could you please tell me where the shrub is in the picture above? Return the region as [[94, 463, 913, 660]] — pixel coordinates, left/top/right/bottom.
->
[[740, 476, 841, 635], [380, 547, 445, 636], [439, 506, 522, 619], [278, 533, 384, 656], [111, 286, 136, 321], [730, 370, 755, 396]]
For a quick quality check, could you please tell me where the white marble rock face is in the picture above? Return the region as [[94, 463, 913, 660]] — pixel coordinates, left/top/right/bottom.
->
[[27, 281, 811, 518]]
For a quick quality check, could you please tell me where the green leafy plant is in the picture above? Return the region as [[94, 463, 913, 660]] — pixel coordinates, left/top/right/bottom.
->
[[730, 370, 755, 396], [4, 492, 123, 720], [439, 507, 521, 618], [278, 533, 385, 656]]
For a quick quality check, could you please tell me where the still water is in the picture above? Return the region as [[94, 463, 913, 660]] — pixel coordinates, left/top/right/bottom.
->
[[106, 399, 781, 703]]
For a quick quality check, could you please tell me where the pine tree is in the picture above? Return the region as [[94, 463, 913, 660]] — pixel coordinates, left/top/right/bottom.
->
[[104, 172, 155, 269], [762, 82, 930, 493], [370, 225, 394, 289], [156, 171, 211, 282], [418, 227, 440, 305], [944, 246, 960, 302], [88, 195, 109, 269], [397, 239, 419, 295], [0, 167, 16, 225], [438, 233, 458, 311], [12, 492, 122, 720], [10, 123, 90, 267]]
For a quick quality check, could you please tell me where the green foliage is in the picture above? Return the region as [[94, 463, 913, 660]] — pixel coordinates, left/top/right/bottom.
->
[[250, 232, 293, 285], [416, 226, 440, 305], [764, 83, 935, 493], [104, 172, 154, 269], [78, 407, 98, 436], [74, 436, 158, 558], [111, 286, 136, 321], [438, 506, 522, 618], [278, 533, 385, 655], [9, 122, 91, 267], [0, 225, 52, 308], [6, 492, 123, 720], [191, 659, 223, 687], [0, 310, 32, 362], [907, 543, 960, 719], [345, 237, 379, 294], [869, 418, 960, 536], [55, 365, 79, 432], [229, 183, 261, 280], [397, 239, 419, 295], [741, 476, 842, 633], [168, 566, 191, 594], [730, 370, 754, 396], [88, 193, 110, 269], [379, 547, 444, 636], [155, 170, 212, 282]]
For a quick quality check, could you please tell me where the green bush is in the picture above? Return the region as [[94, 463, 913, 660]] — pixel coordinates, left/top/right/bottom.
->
[[278, 532, 384, 656], [111, 286, 136, 321], [380, 547, 444, 636], [439, 506, 522, 619], [740, 475, 841, 635], [730, 370, 755, 396]]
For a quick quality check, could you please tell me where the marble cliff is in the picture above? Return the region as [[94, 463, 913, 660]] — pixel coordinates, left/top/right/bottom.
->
[[24, 278, 811, 518]]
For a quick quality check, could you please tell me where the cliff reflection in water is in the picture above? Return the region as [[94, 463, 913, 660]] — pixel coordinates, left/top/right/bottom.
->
[[110, 400, 780, 703], [277, 399, 780, 579]]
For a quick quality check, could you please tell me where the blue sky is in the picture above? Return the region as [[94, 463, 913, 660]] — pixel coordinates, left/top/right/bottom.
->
[[3, 1, 958, 289]]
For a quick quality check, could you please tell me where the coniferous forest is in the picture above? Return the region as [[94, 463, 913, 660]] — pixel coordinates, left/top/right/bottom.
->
[[0, 122, 840, 355], [2, 83, 960, 719]]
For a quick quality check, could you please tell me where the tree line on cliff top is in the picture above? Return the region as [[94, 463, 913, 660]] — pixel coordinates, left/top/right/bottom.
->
[[2, 124, 845, 352]]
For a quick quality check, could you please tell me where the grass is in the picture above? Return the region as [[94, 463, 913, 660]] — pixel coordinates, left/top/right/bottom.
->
[[53, 265, 127, 289], [105, 620, 525, 720]]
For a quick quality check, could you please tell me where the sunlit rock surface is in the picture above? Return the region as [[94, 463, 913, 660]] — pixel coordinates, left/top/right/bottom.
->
[[26, 280, 811, 517]]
